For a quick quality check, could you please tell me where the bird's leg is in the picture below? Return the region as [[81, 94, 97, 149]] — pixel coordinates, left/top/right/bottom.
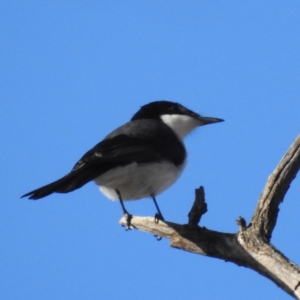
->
[[151, 195, 164, 241], [152, 195, 165, 223], [116, 190, 133, 230]]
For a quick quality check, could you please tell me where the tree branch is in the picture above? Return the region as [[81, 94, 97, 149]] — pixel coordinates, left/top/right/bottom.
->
[[251, 135, 300, 240], [119, 135, 300, 299]]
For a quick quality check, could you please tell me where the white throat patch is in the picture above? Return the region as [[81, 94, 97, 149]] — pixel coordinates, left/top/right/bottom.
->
[[160, 114, 201, 139]]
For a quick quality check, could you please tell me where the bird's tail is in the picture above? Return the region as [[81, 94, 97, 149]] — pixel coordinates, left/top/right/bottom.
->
[[21, 167, 99, 200]]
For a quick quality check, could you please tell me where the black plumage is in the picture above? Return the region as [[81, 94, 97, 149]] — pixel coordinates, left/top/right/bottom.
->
[[22, 118, 185, 200]]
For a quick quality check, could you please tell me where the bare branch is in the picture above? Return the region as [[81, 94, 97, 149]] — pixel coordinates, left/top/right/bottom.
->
[[251, 135, 300, 240], [188, 186, 207, 226], [119, 135, 300, 298], [120, 215, 300, 298], [120, 216, 244, 261]]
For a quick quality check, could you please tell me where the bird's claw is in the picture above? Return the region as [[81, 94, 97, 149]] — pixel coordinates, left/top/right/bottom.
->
[[123, 212, 134, 230], [154, 213, 164, 241], [154, 235, 163, 241], [154, 212, 164, 224]]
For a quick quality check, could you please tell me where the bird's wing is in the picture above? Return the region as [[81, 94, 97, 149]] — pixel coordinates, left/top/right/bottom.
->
[[72, 134, 165, 171], [72, 119, 185, 171], [22, 120, 185, 200]]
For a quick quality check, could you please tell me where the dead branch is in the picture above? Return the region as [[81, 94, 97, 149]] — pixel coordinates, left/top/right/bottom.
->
[[119, 135, 300, 298], [251, 135, 300, 240]]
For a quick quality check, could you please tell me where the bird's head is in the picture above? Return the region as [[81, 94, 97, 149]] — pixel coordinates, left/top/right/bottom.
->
[[131, 101, 224, 139]]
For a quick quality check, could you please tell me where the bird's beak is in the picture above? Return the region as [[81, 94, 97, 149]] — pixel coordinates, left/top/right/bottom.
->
[[198, 116, 224, 126]]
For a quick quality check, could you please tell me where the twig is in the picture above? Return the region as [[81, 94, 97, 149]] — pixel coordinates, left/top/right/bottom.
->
[[188, 186, 207, 226]]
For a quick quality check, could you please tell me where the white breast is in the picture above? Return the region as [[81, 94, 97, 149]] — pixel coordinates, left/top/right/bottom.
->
[[94, 160, 187, 201]]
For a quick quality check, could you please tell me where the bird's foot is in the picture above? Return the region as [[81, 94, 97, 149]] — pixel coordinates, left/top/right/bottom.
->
[[154, 235, 163, 241], [154, 212, 165, 224], [154, 213, 165, 241], [123, 212, 134, 231]]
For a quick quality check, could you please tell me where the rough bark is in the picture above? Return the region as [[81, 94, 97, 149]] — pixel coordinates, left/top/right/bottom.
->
[[119, 135, 300, 299]]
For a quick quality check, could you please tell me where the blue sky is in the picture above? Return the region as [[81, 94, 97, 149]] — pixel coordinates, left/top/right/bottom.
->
[[1, 1, 300, 299]]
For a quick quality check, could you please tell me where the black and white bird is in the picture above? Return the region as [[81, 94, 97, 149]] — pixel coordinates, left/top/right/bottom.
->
[[22, 101, 223, 223]]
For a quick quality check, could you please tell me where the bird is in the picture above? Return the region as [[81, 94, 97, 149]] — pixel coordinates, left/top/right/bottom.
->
[[22, 101, 223, 226]]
